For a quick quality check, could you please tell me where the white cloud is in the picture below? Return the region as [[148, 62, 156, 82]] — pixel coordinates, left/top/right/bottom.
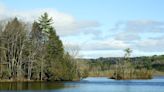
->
[[127, 20, 164, 28], [109, 20, 164, 33], [105, 20, 164, 52], [123, 20, 164, 33], [82, 38, 130, 50], [0, 7, 100, 36], [80, 50, 125, 58], [0, 3, 5, 13], [134, 39, 164, 52], [115, 33, 141, 41], [86, 20, 164, 58]]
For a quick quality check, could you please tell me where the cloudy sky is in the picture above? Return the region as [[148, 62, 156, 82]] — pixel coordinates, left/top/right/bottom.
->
[[0, 0, 164, 58]]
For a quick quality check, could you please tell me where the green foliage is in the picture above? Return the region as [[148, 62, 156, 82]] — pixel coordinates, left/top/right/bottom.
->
[[38, 12, 53, 41], [124, 48, 132, 59], [46, 28, 64, 59], [85, 48, 154, 79], [0, 13, 81, 81]]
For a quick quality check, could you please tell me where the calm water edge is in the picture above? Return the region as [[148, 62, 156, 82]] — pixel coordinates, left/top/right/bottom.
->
[[0, 76, 164, 92]]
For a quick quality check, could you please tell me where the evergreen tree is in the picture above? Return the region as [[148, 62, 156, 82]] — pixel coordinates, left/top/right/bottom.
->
[[38, 12, 53, 42], [37, 12, 54, 81], [46, 28, 64, 59], [45, 28, 64, 80]]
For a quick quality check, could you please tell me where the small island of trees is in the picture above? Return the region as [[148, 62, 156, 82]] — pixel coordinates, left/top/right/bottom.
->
[[0, 13, 87, 81], [111, 48, 152, 80]]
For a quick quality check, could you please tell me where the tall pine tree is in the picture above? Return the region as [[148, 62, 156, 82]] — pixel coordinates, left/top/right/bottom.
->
[[45, 27, 65, 80], [38, 12, 66, 80]]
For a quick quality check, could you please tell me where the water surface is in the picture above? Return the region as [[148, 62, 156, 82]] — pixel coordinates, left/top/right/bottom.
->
[[0, 76, 164, 92]]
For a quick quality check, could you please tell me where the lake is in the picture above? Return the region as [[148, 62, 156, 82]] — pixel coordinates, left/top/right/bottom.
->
[[0, 76, 164, 92]]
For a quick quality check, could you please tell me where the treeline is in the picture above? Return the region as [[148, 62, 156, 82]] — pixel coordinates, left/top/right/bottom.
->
[[0, 13, 87, 81], [85, 49, 164, 79], [87, 55, 164, 73]]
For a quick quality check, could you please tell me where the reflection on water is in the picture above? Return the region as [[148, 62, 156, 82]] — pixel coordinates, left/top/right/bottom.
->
[[0, 76, 164, 92], [0, 82, 70, 91]]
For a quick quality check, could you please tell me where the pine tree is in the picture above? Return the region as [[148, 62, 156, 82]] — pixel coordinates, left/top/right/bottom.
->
[[37, 12, 66, 80], [37, 12, 54, 81], [38, 12, 53, 42], [46, 28, 64, 59], [45, 26, 65, 80]]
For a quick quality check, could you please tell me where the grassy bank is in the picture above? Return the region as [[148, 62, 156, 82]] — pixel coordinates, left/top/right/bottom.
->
[[111, 69, 153, 80], [153, 71, 164, 76], [88, 70, 164, 80], [89, 70, 114, 77]]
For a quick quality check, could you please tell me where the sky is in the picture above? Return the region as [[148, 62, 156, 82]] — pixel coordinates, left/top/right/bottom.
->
[[0, 0, 164, 58]]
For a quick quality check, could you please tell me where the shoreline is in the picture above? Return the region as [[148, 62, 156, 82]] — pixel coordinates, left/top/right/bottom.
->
[[0, 79, 81, 83], [1, 75, 164, 82]]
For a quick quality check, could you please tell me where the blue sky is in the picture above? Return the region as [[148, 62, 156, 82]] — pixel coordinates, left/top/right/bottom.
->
[[0, 0, 164, 58]]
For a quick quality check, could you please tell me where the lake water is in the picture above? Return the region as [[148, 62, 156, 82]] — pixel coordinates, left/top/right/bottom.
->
[[0, 76, 164, 92]]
